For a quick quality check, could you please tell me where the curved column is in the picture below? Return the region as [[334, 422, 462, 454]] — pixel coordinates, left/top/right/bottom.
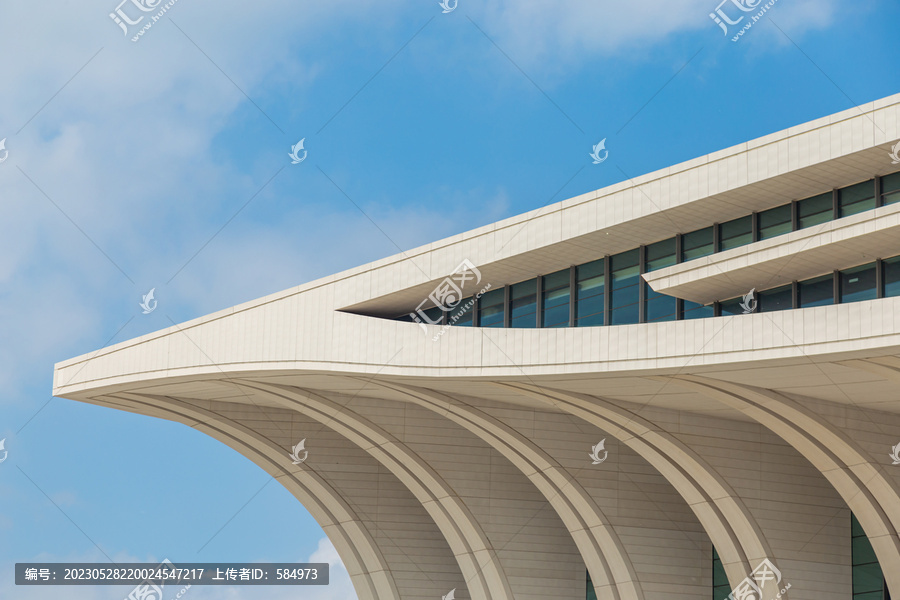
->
[[233, 379, 516, 600], [372, 379, 643, 600], [105, 392, 400, 600], [670, 375, 900, 594], [498, 382, 776, 593]]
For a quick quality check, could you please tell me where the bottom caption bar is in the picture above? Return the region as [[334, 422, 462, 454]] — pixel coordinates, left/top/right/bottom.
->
[[16, 561, 329, 585]]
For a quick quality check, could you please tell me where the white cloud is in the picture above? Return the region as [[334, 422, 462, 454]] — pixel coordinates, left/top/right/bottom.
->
[[0, 0, 434, 395], [469, 0, 838, 69], [307, 536, 343, 569]]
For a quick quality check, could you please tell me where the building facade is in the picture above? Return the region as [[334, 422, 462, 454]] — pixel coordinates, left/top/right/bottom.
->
[[54, 95, 900, 600]]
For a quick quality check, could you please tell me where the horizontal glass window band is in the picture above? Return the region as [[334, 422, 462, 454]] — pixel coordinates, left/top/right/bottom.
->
[[396, 174, 900, 329], [450, 252, 900, 330]]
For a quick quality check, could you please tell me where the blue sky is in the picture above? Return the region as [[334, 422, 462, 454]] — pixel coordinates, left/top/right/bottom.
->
[[0, 0, 898, 598]]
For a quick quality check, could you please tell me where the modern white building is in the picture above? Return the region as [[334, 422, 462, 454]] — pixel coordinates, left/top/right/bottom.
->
[[54, 94, 900, 600]]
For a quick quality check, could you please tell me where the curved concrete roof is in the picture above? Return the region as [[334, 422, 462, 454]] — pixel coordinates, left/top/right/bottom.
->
[[53, 93, 900, 600]]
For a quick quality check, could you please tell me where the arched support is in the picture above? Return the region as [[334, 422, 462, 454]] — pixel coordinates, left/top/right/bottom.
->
[[498, 382, 777, 593], [669, 375, 900, 595], [232, 379, 516, 600], [106, 391, 400, 600], [371, 379, 643, 600]]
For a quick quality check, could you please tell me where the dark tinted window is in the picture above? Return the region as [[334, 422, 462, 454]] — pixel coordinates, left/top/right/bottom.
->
[[720, 295, 749, 316], [884, 256, 900, 298], [510, 279, 537, 328], [720, 216, 752, 250], [610, 249, 640, 325], [645, 239, 676, 322], [759, 205, 792, 240], [797, 193, 833, 229], [682, 227, 714, 261], [542, 269, 570, 328], [414, 305, 444, 326], [712, 547, 730, 600], [883, 172, 900, 206], [840, 180, 875, 217], [852, 513, 887, 599], [682, 300, 714, 319], [576, 260, 605, 327], [799, 274, 833, 308], [478, 288, 505, 328], [760, 284, 792, 312], [449, 298, 474, 326], [841, 263, 877, 303]]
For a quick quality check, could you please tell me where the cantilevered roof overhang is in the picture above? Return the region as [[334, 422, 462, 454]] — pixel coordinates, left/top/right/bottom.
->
[[53, 94, 900, 413]]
